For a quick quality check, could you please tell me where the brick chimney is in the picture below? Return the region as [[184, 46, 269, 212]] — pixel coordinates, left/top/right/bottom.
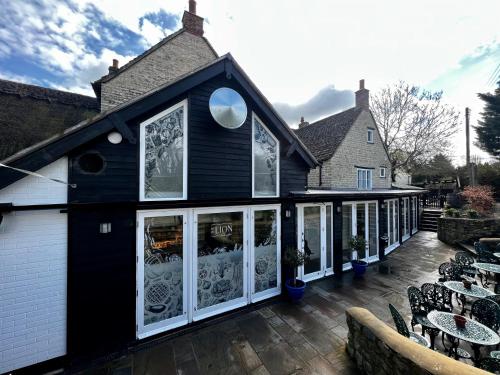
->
[[298, 116, 309, 129], [182, 0, 204, 36], [108, 59, 119, 75], [355, 79, 369, 110]]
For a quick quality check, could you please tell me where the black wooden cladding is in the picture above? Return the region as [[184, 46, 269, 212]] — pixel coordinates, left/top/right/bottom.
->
[[68, 207, 136, 362]]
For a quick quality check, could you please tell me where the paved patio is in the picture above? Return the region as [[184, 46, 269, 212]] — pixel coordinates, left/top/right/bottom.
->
[[85, 231, 458, 375]]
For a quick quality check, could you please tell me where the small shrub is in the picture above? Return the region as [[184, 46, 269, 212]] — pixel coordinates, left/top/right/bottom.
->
[[465, 209, 479, 219], [444, 207, 459, 217], [453, 210, 461, 218], [460, 185, 495, 215]]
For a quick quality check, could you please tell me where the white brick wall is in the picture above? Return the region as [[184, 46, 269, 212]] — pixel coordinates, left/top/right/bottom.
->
[[0, 210, 67, 373], [0, 158, 68, 205]]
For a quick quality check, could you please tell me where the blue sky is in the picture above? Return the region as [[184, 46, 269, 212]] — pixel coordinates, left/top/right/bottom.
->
[[1, 0, 499, 162]]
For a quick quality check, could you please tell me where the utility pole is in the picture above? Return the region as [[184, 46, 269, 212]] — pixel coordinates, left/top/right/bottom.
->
[[465, 107, 476, 186]]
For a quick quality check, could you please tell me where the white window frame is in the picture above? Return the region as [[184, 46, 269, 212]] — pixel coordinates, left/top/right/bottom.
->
[[139, 99, 188, 201], [384, 198, 400, 255], [252, 112, 280, 198], [367, 128, 374, 143], [380, 167, 386, 178], [250, 205, 282, 302], [136, 209, 190, 339], [296, 202, 334, 282], [341, 200, 379, 270], [357, 168, 373, 190]]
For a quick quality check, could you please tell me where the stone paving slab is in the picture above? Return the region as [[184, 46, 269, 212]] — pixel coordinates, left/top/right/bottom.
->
[[79, 232, 463, 375]]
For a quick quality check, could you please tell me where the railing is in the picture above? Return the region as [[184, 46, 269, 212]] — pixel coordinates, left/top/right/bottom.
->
[[421, 192, 446, 209]]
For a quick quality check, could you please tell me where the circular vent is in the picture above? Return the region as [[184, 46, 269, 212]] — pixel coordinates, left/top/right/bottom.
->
[[78, 152, 105, 174], [209, 87, 247, 129]]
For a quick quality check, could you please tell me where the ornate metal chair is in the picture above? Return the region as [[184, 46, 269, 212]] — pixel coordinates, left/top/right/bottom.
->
[[388, 303, 430, 348], [407, 286, 439, 349], [455, 251, 477, 278], [438, 262, 452, 282], [470, 298, 500, 332], [431, 283, 453, 312], [479, 357, 500, 372], [486, 295, 500, 306]]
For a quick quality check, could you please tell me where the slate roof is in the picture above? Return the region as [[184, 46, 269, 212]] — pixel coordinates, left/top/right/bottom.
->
[[294, 107, 363, 162], [0, 79, 98, 160]]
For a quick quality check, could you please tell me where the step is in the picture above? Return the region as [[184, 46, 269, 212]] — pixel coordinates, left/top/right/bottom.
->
[[422, 212, 442, 218]]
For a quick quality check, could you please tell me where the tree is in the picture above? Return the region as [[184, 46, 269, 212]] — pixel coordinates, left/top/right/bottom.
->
[[371, 81, 460, 180], [475, 80, 500, 158], [412, 153, 455, 183]]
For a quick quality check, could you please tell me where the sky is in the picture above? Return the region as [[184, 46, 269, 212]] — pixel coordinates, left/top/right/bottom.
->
[[1, 0, 499, 165]]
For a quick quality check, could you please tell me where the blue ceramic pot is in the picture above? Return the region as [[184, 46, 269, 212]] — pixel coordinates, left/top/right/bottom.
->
[[351, 260, 368, 276], [285, 279, 306, 302]]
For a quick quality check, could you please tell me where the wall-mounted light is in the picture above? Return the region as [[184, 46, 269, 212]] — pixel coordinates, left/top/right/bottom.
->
[[381, 203, 385, 209], [285, 209, 291, 218], [100, 223, 112, 234], [336, 206, 342, 213], [107, 131, 123, 144]]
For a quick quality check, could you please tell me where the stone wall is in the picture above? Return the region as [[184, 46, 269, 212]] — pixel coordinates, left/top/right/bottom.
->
[[345, 307, 488, 375], [437, 216, 500, 245]]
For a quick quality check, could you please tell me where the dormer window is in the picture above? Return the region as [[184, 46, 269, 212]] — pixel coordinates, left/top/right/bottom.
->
[[140, 100, 188, 201], [252, 113, 279, 197], [367, 128, 374, 143]]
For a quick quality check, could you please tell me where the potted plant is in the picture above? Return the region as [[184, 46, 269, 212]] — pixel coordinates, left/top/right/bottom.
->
[[349, 236, 368, 277], [283, 246, 308, 302]]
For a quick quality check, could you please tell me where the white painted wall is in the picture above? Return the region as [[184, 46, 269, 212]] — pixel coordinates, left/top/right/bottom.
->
[[0, 157, 68, 205], [0, 210, 67, 373]]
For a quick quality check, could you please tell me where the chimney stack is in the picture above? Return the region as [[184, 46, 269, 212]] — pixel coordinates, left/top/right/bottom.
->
[[355, 79, 369, 110], [182, 0, 204, 36], [108, 59, 119, 75], [298, 116, 310, 129]]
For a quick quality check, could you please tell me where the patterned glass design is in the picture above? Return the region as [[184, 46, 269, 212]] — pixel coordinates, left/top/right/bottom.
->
[[144, 106, 184, 198], [254, 210, 278, 293], [143, 216, 184, 326], [197, 212, 244, 309], [253, 117, 278, 196]]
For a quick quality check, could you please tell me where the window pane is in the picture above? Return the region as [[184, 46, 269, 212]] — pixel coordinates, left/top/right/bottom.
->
[[368, 170, 372, 189], [197, 212, 244, 309], [368, 203, 377, 257], [395, 201, 399, 241], [326, 206, 332, 269], [254, 210, 278, 293], [356, 203, 366, 259], [388, 201, 394, 245], [303, 206, 321, 275], [144, 106, 184, 198], [254, 118, 278, 196], [143, 216, 184, 326], [342, 205, 353, 264]]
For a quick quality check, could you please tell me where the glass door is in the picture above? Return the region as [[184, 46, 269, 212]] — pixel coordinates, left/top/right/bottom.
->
[[250, 206, 281, 302], [297, 203, 333, 281], [411, 197, 418, 234], [402, 197, 410, 241], [193, 208, 247, 321], [136, 210, 188, 339], [384, 199, 399, 254]]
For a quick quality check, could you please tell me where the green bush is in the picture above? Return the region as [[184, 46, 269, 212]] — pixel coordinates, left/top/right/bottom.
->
[[444, 207, 459, 217], [465, 209, 479, 219]]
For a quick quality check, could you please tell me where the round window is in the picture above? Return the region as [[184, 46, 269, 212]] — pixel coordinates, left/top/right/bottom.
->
[[78, 152, 105, 174]]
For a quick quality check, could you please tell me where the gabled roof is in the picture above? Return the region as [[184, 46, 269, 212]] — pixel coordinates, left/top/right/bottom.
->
[[91, 29, 218, 99], [294, 107, 363, 162], [0, 79, 98, 161], [0, 54, 317, 190]]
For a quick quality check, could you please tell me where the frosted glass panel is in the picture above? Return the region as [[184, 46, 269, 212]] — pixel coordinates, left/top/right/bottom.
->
[[144, 106, 184, 198], [197, 212, 244, 309], [326, 206, 332, 269], [254, 118, 278, 196], [143, 215, 184, 326], [254, 210, 278, 293], [303, 206, 321, 275]]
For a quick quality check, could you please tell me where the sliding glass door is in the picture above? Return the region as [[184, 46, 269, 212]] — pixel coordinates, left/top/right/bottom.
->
[[137, 211, 188, 339], [297, 203, 334, 281], [411, 197, 418, 234], [384, 199, 399, 254], [402, 197, 410, 241], [342, 201, 379, 269]]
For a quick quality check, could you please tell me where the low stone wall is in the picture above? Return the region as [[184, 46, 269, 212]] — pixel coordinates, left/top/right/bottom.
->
[[437, 216, 500, 245], [345, 307, 488, 375]]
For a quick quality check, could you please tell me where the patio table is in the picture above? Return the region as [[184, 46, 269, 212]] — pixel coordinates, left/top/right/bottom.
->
[[427, 310, 500, 364], [443, 281, 495, 315], [473, 262, 500, 290], [494, 253, 500, 259]]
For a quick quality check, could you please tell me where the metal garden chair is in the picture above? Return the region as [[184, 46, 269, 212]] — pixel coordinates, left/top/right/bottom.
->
[[388, 303, 430, 348], [455, 251, 477, 278], [438, 262, 452, 283], [407, 286, 439, 349], [421, 283, 452, 312], [479, 357, 500, 372], [470, 298, 500, 333]]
